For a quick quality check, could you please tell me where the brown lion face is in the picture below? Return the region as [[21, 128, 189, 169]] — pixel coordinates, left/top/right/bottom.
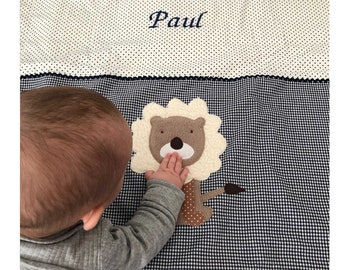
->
[[149, 116, 205, 167]]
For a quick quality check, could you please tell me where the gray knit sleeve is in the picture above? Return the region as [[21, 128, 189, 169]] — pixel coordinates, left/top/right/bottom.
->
[[100, 179, 185, 270]]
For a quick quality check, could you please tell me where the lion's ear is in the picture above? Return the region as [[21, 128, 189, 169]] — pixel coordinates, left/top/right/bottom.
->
[[195, 117, 206, 127], [150, 116, 163, 126]]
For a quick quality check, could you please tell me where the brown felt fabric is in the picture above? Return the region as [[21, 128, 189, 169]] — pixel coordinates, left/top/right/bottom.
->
[[177, 180, 245, 226], [149, 116, 205, 167], [177, 180, 213, 226]]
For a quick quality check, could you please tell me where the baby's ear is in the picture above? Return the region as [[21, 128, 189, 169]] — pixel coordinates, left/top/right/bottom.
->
[[195, 117, 206, 127], [150, 116, 163, 126], [81, 205, 105, 231]]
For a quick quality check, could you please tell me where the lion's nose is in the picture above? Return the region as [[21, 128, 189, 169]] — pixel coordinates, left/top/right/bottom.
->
[[170, 137, 183, 150]]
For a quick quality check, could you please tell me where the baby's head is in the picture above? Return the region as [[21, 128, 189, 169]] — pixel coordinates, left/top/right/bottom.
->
[[20, 86, 132, 238]]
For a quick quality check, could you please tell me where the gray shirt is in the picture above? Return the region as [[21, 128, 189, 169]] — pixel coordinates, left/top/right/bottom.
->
[[20, 180, 185, 270]]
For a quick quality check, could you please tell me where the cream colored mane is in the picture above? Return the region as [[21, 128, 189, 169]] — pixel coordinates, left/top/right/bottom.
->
[[131, 98, 226, 183]]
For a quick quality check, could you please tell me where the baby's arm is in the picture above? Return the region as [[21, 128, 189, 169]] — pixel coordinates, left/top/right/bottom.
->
[[102, 153, 188, 270]]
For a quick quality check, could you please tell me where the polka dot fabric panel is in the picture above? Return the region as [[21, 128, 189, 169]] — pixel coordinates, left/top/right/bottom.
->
[[20, 0, 329, 79]]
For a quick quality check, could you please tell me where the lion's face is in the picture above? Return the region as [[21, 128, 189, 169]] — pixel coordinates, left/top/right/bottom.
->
[[131, 98, 226, 183], [149, 116, 205, 167]]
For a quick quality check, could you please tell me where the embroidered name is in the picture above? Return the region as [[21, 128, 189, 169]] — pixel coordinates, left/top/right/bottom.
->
[[149, 10, 208, 29]]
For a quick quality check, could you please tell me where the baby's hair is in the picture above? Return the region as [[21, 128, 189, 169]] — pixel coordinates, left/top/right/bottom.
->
[[20, 86, 131, 237]]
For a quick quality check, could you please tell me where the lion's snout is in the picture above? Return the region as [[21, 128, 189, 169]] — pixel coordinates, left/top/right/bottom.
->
[[170, 137, 183, 150]]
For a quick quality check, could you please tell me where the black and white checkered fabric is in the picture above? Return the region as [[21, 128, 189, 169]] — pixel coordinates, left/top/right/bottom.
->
[[20, 75, 329, 269], [20, 0, 329, 267]]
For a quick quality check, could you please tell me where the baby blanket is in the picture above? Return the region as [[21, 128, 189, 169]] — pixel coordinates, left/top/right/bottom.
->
[[20, 1, 329, 269]]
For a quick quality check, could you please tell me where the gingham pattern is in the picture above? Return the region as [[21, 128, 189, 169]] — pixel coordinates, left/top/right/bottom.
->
[[20, 75, 329, 269]]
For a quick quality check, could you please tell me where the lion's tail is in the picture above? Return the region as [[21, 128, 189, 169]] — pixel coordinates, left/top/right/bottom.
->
[[201, 183, 245, 203]]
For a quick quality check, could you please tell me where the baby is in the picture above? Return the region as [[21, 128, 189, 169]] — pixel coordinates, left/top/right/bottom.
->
[[20, 86, 189, 269]]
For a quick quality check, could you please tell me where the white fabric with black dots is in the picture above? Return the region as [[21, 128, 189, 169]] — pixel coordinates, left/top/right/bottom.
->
[[20, 0, 328, 79]]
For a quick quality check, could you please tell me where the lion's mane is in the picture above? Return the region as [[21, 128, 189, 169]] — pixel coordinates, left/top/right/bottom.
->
[[131, 98, 226, 183]]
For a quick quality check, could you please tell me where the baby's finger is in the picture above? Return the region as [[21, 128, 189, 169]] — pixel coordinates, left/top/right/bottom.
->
[[167, 152, 177, 169], [174, 154, 183, 173], [160, 153, 171, 169], [180, 167, 189, 182]]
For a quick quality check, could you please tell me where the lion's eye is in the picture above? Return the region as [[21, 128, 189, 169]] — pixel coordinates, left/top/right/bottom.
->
[[190, 130, 193, 133], [161, 130, 164, 134]]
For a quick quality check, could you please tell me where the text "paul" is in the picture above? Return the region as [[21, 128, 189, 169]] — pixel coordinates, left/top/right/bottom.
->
[[149, 10, 208, 29]]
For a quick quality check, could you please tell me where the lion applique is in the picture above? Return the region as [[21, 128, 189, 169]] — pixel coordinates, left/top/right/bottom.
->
[[131, 98, 245, 226]]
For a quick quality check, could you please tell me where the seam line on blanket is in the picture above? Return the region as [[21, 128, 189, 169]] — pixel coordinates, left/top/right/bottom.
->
[[20, 73, 329, 83]]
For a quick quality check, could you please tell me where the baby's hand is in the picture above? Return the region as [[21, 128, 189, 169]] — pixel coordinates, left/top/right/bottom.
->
[[145, 152, 189, 189]]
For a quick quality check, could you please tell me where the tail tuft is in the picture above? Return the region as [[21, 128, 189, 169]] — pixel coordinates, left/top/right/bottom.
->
[[224, 183, 245, 194]]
